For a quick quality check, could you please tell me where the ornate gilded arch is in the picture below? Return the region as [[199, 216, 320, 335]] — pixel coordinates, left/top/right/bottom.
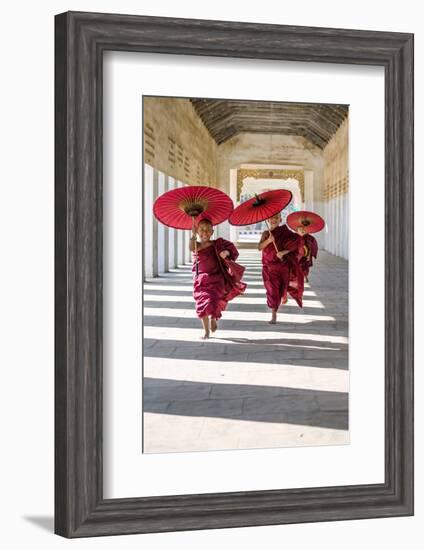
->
[[237, 168, 305, 202]]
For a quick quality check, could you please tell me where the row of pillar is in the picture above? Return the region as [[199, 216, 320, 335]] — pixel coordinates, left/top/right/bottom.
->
[[144, 164, 349, 280], [324, 192, 349, 260], [144, 165, 192, 279]]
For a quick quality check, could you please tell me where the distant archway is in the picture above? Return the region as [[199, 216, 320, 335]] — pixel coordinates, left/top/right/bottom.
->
[[236, 168, 304, 202], [236, 175, 303, 243]]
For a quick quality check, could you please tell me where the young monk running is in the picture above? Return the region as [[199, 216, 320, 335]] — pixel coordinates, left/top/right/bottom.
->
[[258, 213, 305, 324], [190, 218, 246, 339], [295, 225, 319, 282]]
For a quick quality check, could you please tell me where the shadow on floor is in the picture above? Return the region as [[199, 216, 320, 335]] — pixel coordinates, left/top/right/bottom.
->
[[143, 377, 348, 430], [143, 300, 333, 315], [144, 337, 348, 364], [143, 315, 348, 336]]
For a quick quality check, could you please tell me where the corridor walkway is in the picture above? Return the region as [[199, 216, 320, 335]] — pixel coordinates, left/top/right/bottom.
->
[[143, 249, 349, 453]]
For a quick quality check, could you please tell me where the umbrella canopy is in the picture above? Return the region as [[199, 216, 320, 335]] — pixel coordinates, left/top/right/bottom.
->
[[286, 210, 325, 234], [153, 185, 233, 230], [228, 190, 292, 226]]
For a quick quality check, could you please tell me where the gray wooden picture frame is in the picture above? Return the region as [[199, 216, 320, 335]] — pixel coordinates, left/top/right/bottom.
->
[[55, 11, 414, 538]]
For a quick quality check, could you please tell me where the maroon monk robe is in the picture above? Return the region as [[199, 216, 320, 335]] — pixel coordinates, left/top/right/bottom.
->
[[261, 224, 305, 309], [299, 234, 318, 278], [192, 237, 246, 319]]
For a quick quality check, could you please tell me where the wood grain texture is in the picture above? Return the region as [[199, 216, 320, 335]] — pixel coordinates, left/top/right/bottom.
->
[[54, 11, 414, 538]]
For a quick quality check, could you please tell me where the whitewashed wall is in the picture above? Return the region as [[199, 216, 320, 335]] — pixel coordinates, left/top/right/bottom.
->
[[324, 193, 349, 259], [322, 118, 349, 260]]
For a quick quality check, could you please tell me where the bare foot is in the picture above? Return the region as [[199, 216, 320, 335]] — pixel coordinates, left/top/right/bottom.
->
[[211, 318, 218, 333], [269, 311, 277, 324], [200, 331, 210, 340]]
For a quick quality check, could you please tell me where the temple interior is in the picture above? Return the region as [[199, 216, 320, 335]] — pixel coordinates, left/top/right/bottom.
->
[[143, 96, 348, 279], [142, 97, 349, 454]]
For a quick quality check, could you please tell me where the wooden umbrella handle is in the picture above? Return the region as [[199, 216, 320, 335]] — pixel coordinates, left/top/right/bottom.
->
[[265, 219, 280, 253], [192, 217, 199, 276]]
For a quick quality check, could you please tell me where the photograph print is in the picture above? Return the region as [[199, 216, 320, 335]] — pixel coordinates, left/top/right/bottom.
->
[[142, 95, 349, 454]]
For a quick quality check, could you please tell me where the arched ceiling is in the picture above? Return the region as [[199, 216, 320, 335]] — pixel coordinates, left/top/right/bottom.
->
[[190, 99, 348, 149]]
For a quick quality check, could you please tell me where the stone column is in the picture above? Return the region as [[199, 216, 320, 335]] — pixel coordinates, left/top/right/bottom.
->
[[323, 180, 349, 259], [311, 166, 325, 251], [157, 171, 166, 274], [152, 168, 159, 277], [143, 164, 154, 279], [304, 170, 314, 211], [229, 169, 238, 244], [184, 230, 191, 265], [343, 192, 349, 259], [322, 118, 349, 259], [167, 176, 176, 269]]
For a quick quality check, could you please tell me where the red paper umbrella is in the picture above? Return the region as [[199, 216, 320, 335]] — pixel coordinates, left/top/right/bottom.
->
[[153, 185, 233, 230], [286, 210, 325, 234], [228, 190, 292, 226]]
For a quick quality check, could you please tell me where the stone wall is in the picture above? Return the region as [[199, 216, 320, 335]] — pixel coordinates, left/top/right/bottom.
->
[[143, 97, 349, 269], [143, 97, 217, 187], [216, 133, 323, 196], [323, 118, 349, 259]]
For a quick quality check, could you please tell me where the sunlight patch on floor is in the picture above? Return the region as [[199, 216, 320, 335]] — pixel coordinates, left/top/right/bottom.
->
[[144, 307, 335, 323], [144, 413, 349, 454], [144, 357, 349, 394], [144, 326, 348, 345], [144, 293, 325, 308]]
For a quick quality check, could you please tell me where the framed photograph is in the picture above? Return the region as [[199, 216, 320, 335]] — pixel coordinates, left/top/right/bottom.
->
[[141, 94, 350, 455], [55, 11, 414, 537]]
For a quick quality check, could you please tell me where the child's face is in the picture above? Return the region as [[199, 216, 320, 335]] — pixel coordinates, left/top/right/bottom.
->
[[267, 214, 281, 229], [197, 221, 213, 242], [296, 226, 307, 236]]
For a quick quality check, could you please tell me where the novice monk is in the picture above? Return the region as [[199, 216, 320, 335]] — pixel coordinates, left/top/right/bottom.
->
[[295, 225, 319, 282], [190, 218, 246, 339], [258, 213, 305, 324]]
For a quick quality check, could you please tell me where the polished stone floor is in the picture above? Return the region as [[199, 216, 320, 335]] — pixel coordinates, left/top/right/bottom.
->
[[143, 249, 349, 453]]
